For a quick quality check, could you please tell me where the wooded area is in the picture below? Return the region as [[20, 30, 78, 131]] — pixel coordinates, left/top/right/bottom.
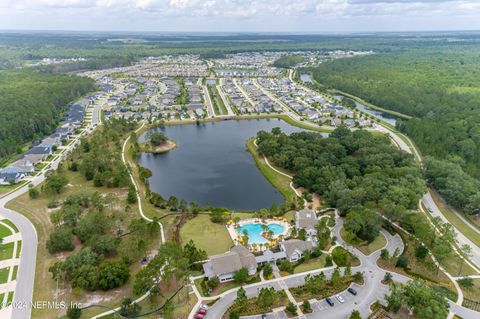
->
[[311, 46, 480, 211], [0, 69, 95, 161], [256, 127, 425, 217]]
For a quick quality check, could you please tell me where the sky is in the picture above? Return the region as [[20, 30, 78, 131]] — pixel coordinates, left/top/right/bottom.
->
[[0, 0, 479, 32]]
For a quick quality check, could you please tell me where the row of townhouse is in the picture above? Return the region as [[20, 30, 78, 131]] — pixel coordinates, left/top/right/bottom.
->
[[0, 95, 98, 185]]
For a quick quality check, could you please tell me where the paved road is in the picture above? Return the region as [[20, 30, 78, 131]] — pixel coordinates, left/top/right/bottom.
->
[[0, 140, 68, 319], [204, 216, 404, 319], [0, 92, 109, 319], [204, 214, 479, 319], [423, 192, 480, 269]]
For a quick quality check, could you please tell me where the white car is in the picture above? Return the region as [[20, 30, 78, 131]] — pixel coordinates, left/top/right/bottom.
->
[[335, 294, 345, 303], [200, 304, 209, 310]]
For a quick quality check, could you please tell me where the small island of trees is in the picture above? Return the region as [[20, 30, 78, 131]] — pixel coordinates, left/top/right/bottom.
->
[[139, 130, 176, 154]]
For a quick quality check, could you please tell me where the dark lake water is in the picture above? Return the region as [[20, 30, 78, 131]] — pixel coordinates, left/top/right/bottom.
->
[[137, 119, 306, 211], [333, 94, 397, 126]]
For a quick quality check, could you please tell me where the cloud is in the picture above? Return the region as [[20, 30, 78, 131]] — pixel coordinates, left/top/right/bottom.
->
[[0, 0, 479, 31]]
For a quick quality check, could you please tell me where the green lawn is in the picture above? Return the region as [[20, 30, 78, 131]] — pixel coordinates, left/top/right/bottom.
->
[[1, 219, 18, 233], [246, 138, 297, 204], [428, 192, 480, 248], [6, 291, 13, 303], [0, 293, 4, 308], [16, 241, 22, 258], [0, 223, 12, 238], [0, 242, 14, 261], [0, 267, 10, 284], [180, 215, 232, 255], [340, 228, 386, 256], [212, 85, 228, 114], [294, 255, 328, 274], [11, 266, 18, 281]]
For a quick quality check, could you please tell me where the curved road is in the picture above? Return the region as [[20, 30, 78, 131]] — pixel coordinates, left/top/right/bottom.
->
[[0, 93, 105, 319]]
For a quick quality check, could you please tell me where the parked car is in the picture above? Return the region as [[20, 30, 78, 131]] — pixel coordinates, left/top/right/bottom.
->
[[326, 297, 334, 307], [261, 315, 267, 319], [194, 314, 204, 319], [198, 309, 207, 315], [200, 304, 209, 310], [347, 287, 357, 296], [336, 294, 345, 303]]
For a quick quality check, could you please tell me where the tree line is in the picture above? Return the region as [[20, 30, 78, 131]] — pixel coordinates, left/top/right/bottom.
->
[[309, 46, 480, 213], [0, 69, 95, 162]]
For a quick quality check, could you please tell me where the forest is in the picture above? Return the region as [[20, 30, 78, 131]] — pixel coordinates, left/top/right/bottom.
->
[[256, 126, 425, 217], [0, 69, 95, 162], [310, 45, 480, 211], [273, 55, 304, 68]]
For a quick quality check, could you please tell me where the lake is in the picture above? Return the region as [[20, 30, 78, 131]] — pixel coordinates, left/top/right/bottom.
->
[[300, 73, 313, 83], [333, 94, 397, 126], [137, 119, 306, 211]]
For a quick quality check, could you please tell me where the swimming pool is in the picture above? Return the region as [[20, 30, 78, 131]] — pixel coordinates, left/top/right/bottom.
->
[[235, 223, 286, 244]]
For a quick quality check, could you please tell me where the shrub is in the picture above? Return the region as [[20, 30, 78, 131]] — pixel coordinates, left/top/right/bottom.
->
[[233, 267, 249, 283], [415, 245, 429, 259], [457, 277, 474, 288], [302, 300, 312, 313], [286, 302, 297, 315], [46, 226, 74, 254], [29, 188, 40, 199], [207, 276, 220, 289], [396, 255, 409, 269], [98, 260, 130, 290], [380, 248, 389, 260]]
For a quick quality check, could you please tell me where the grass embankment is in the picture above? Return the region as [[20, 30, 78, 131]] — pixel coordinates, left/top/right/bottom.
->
[[429, 191, 480, 248], [180, 215, 232, 255], [246, 138, 297, 204]]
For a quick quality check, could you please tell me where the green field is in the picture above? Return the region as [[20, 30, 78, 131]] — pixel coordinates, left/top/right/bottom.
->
[[340, 228, 387, 256], [0, 223, 12, 238], [294, 255, 328, 274], [11, 266, 18, 281], [1, 221, 19, 234], [0, 267, 10, 284], [180, 214, 232, 255], [0, 242, 14, 261], [246, 138, 297, 204]]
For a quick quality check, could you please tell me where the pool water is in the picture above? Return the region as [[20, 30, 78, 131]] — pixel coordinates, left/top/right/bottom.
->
[[235, 223, 285, 244]]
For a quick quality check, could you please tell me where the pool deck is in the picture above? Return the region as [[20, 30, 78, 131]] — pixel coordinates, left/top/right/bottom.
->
[[226, 218, 291, 251]]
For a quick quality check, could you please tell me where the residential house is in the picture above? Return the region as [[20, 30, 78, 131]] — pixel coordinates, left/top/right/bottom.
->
[[0, 172, 24, 185], [203, 245, 257, 282], [280, 239, 314, 262], [295, 209, 319, 237]]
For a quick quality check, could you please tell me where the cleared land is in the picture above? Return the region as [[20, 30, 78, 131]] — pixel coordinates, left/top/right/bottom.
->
[[180, 214, 232, 255]]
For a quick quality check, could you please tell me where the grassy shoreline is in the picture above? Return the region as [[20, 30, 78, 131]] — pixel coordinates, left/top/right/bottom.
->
[[245, 138, 297, 205]]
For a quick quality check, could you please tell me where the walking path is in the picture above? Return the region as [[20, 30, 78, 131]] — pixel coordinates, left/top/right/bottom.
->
[[92, 121, 167, 319]]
